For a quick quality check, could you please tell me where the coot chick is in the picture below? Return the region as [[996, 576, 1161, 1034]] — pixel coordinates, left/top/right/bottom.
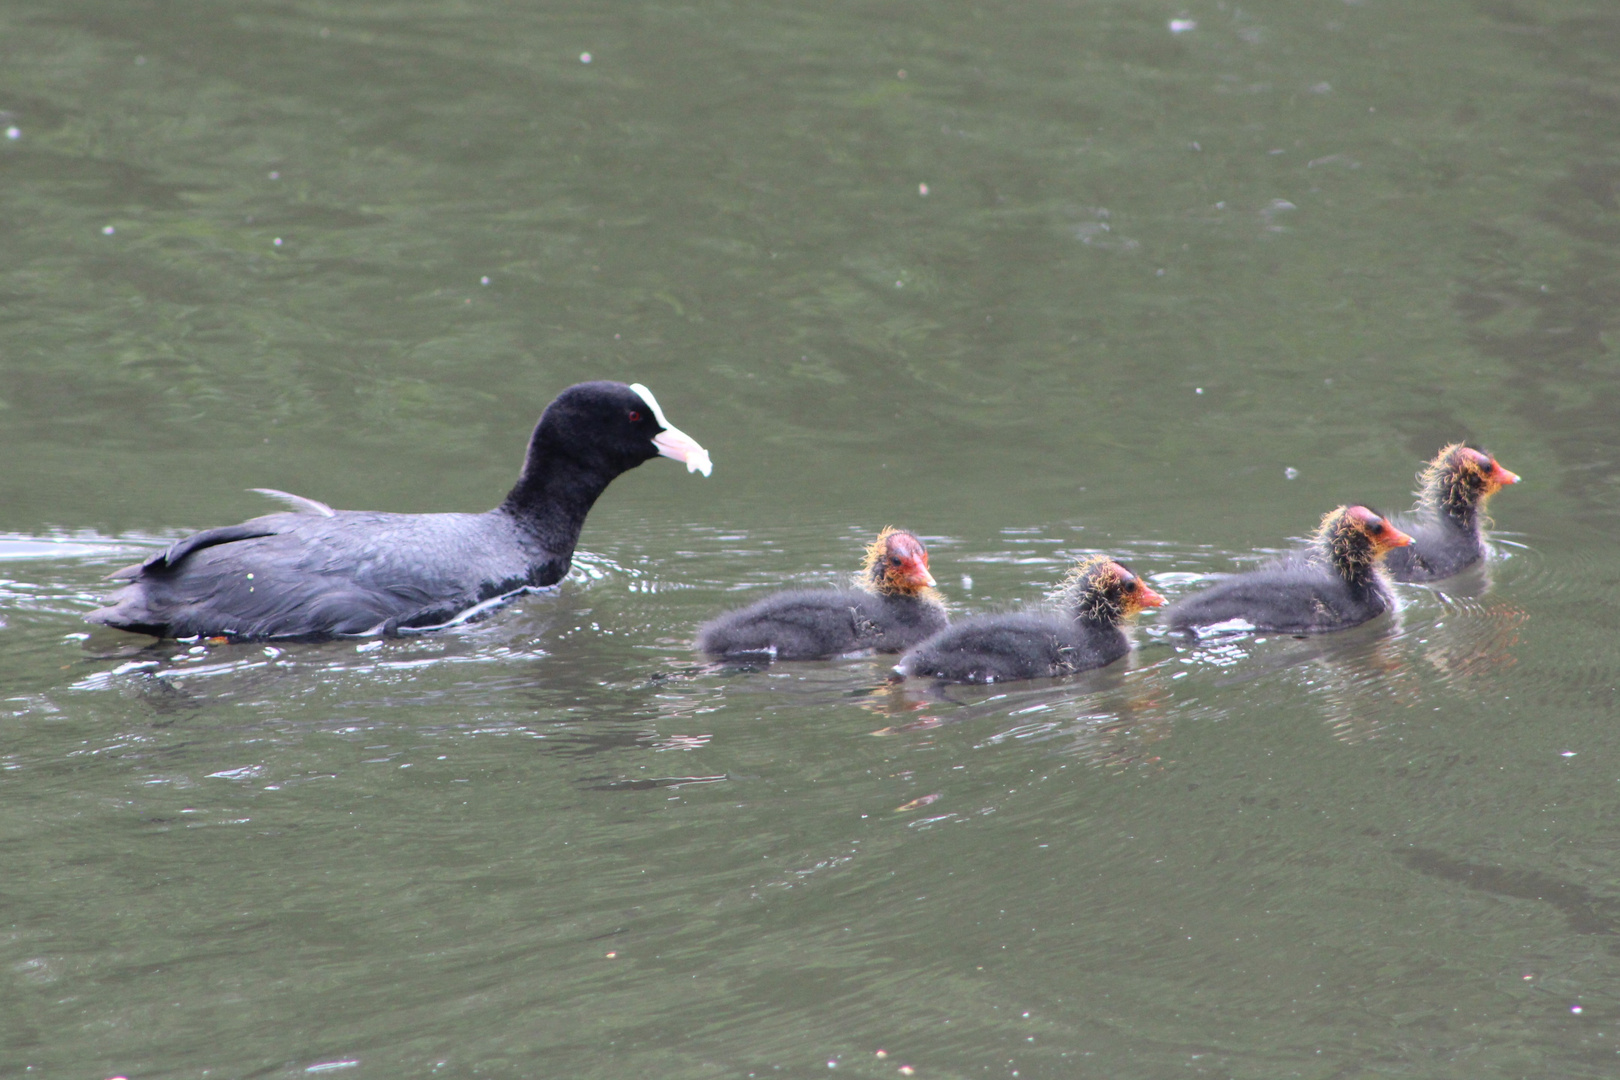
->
[[894, 556, 1164, 684], [1162, 505, 1412, 635], [87, 381, 711, 640], [695, 528, 947, 660], [1382, 443, 1520, 582]]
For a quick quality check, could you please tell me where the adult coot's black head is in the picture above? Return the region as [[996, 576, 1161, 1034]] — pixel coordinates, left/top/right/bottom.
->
[[514, 381, 710, 485], [502, 381, 710, 525]]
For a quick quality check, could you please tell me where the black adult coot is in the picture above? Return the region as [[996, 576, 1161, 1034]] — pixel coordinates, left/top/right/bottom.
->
[[894, 556, 1164, 684], [1162, 505, 1412, 634], [1381, 443, 1520, 582], [87, 381, 712, 640], [695, 528, 947, 660]]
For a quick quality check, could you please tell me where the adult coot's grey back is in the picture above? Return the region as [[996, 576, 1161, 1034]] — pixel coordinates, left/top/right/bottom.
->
[[87, 381, 712, 641]]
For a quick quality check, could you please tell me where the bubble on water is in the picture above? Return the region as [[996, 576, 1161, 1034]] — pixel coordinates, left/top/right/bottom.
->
[[1285, 467, 1300, 479], [918, 183, 929, 195], [102, 225, 115, 235], [1169, 19, 1196, 33], [273, 237, 283, 246], [5, 126, 19, 140], [480, 276, 490, 285], [580, 52, 592, 63]]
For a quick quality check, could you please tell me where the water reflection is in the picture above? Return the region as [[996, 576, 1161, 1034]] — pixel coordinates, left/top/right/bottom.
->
[[863, 659, 1176, 768], [1402, 847, 1620, 946]]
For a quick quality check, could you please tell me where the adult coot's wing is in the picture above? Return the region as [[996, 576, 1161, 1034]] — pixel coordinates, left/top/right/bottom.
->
[[105, 491, 332, 582], [107, 519, 290, 580], [92, 510, 543, 639]]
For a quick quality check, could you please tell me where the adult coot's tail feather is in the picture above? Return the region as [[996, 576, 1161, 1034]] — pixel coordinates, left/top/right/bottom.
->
[[248, 488, 337, 517]]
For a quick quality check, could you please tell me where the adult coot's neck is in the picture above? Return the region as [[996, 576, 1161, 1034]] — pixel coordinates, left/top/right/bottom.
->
[[498, 446, 623, 563], [495, 382, 663, 568]]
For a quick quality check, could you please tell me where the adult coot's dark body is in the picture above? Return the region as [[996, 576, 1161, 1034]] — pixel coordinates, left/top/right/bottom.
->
[[1162, 505, 1412, 635], [1381, 443, 1520, 582], [87, 381, 711, 641], [695, 528, 947, 660], [895, 557, 1164, 684]]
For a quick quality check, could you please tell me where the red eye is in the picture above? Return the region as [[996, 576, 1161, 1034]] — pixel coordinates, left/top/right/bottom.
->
[[628, 410, 642, 422]]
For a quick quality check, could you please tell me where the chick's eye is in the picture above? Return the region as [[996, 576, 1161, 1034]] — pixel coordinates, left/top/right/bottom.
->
[[1368, 521, 1384, 534], [628, 410, 642, 423]]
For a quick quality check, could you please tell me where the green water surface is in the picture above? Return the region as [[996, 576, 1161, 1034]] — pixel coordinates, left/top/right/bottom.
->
[[3, 1, 1619, 1077]]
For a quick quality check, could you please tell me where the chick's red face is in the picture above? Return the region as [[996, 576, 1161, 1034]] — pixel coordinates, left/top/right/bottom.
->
[[1347, 506, 1413, 550], [1458, 447, 1521, 494], [883, 533, 936, 589], [1479, 451, 1520, 492], [1111, 562, 1165, 613]]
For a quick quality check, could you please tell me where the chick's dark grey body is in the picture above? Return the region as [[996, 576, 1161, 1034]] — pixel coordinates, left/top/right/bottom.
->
[[696, 528, 945, 660], [695, 589, 947, 660], [896, 557, 1161, 684], [1380, 443, 1519, 583], [896, 610, 1128, 684], [1161, 552, 1394, 634], [1380, 515, 1481, 583], [1162, 506, 1408, 635]]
